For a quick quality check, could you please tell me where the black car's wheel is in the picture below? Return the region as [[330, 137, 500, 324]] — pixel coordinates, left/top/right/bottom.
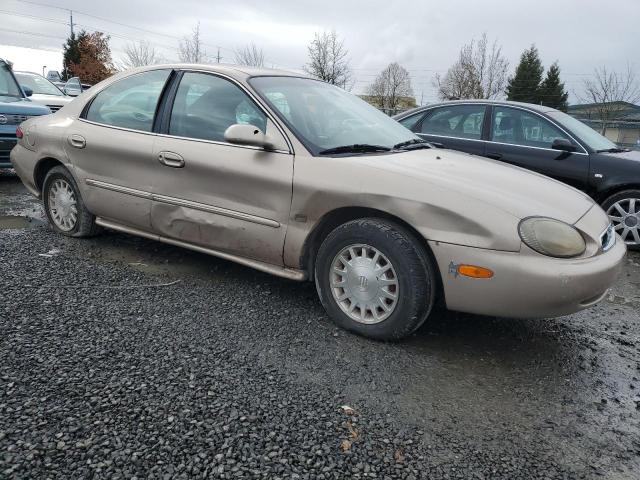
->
[[43, 166, 100, 237], [602, 189, 640, 249], [314, 218, 437, 340]]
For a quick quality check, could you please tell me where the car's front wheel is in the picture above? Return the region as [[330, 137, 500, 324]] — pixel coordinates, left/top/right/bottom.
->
[[602, 189, 640, 249], [43, 165, 100, 237], [314, 218, 437, 340]]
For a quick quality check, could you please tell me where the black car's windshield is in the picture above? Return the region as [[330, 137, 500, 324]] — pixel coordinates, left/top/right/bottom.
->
[[249, 76, 419, 155], [15, 72, 64, 96], [547, 110, 618, 152], [0, 60, 23, 99]]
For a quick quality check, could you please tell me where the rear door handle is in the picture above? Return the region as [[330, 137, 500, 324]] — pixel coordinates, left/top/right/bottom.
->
[[158, 151, 185, 168], [68, 134, 86, 149], [486, 152, 503, 160]]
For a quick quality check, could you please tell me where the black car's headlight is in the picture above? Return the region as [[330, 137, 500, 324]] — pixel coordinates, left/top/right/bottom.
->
[[518, 217, 586, 258]]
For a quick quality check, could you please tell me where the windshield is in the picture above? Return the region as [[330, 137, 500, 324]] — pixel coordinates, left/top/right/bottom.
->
[[0, 61, 23, 99], [547, 110, 617, 152], [249, 76, 418, 155], [15, 72, 64, 96]]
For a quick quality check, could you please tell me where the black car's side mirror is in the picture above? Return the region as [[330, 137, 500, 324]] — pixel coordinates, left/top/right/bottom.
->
[[551, 138, 576, 152]]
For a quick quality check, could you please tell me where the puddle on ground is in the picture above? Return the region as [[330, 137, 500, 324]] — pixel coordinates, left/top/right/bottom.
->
[[0, 215, 45, 230]]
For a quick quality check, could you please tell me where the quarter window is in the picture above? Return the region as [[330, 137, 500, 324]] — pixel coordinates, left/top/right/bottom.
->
[[420, 105, 486, 139], [84, 70, 170, 131], [491, 107, 571, 149], [169, 72, 267, 142]]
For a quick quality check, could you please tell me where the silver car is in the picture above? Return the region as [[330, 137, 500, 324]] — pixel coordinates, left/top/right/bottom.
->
[[15, 71, 74, 113], [10, 64, 626, 340]]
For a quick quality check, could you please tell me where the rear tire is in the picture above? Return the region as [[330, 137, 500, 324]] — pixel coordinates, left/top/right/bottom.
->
[[601, 189, 640, 250], [314, 218, 437, 340], [43, 165, 100, 237]]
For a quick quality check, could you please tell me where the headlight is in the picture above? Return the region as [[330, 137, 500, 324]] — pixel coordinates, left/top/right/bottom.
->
[[518, 217, 586, 258]]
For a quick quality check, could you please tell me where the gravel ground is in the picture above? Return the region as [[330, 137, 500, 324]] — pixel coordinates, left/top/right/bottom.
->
[[1, 171, 640, 479]]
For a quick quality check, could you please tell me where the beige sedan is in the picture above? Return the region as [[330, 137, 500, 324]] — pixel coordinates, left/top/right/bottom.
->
[[10, 64, 626, 340]]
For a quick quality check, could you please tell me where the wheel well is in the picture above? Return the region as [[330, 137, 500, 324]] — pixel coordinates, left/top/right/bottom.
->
[[301, 207, 443, 294], [33, 157, 64, 193], [595, 184, 640, 204]]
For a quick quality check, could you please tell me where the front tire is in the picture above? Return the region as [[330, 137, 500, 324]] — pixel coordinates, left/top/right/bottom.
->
[[43, 166, 100, 237], [315, 218, 437, 340], [602, 189, 640, 249]]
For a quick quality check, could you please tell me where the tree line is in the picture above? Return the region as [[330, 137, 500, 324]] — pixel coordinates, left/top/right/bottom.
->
[[62, 27, 639, 118]]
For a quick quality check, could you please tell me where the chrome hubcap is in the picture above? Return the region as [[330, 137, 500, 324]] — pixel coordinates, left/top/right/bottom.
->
[[607, 198, 640, 246], [48, 179, 78, 231], [330, 244, 399, 324]]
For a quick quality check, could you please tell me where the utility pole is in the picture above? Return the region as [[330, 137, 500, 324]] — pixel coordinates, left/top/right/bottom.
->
[[69, 10, 74, 37], [216, 47, 221, 63]]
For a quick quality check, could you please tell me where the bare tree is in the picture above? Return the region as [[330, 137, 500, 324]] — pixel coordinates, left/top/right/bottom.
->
[[119, 40, 158, 70], [234, 43, 264, 67], [578, 64, 640, 134], [435, 33, 508, 100], [367, 62, 413, 111], [303, 30, 352, 89], [179, 22, 206, 63]]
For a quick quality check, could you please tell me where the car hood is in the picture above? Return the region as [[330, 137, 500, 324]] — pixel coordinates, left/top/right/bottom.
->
[[0, 97, 51, 115], [30, 93, 74, 104], [599, 148, 640, 162], [359, 148, 595, 225]]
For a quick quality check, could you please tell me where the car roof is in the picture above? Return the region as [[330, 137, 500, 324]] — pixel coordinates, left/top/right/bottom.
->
[[127, 63, 310, 81], [396, 99, 561, 118]]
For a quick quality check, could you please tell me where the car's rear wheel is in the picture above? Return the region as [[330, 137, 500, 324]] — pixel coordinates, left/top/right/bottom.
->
[[314, 218, 437, 340], [602, 189, 640, 249], [43, 166, 100, 237]]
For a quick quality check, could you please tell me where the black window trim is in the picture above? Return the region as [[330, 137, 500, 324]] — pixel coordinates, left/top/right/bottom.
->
[[154, 69, 293, 155], [404, 102, 589, 155]]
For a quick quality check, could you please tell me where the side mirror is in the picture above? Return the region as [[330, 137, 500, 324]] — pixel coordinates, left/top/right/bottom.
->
[[224, 124, 274, 150], [21, 86, 33, 97], [551, 138, 576, 152]]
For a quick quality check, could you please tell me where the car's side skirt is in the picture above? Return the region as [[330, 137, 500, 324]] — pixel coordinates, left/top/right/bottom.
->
[[94, 217, 308, 282]]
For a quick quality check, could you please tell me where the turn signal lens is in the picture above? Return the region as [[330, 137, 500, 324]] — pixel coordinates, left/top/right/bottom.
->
[[457, 264, 494, 279], [16, 126, 23, 139]]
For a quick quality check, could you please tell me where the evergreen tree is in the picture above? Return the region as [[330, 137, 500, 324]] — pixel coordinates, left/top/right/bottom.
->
[[540, 62, 569, 111], [62, 31, 85, 80], [506, 45, 544, 104]]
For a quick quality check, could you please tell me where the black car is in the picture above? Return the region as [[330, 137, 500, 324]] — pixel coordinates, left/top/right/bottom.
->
[[394, 100, 640, 248]]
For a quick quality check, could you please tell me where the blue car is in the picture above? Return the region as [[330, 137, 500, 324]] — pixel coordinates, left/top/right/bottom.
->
[[0, 58, 51, 168]]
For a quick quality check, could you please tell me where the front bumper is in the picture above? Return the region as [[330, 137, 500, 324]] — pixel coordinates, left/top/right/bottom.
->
[[429, 236, 626, 319], [0, 136, 17, 168]]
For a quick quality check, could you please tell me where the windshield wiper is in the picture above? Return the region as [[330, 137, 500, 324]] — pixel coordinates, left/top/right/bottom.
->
[[318, 144, 391, 155], [596, 147, 628, 153], [393, 138, 432, 151]]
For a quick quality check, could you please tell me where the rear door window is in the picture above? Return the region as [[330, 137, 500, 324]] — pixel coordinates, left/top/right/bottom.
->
[[84, 69, 170, 132], [420, 104, 486, 139]]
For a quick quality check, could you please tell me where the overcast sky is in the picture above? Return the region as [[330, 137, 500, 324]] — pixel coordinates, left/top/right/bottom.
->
[[1, 0, 637, 104]]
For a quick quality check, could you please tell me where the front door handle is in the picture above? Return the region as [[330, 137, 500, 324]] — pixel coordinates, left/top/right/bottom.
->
[[486, 152, 503, 160], [68, 134, 86, 149], [158, 151, 185, 168]]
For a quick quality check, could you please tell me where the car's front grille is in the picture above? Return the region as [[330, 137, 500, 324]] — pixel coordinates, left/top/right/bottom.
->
[[601, 223, 615, 252], [0, 114, 32, 125], [46, 104, 62, 113]]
